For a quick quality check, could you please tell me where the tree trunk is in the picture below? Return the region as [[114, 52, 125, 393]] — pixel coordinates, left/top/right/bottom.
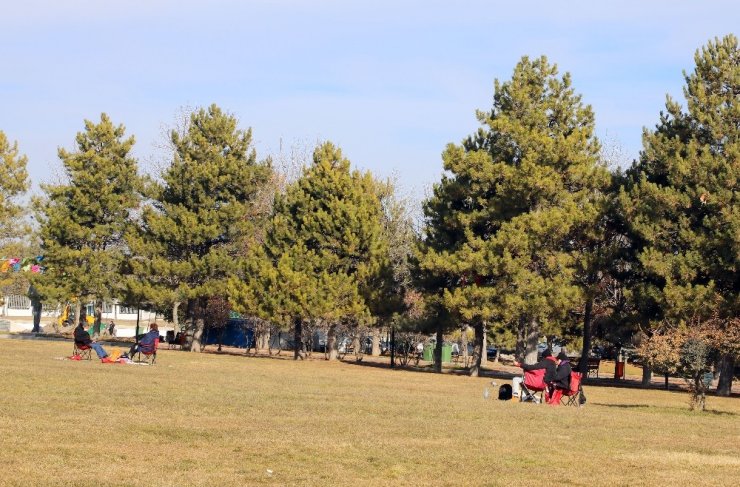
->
[[515, 319, 525, 362], [717, 353, 735, 397], [690, 374, 706, 411], [93, 299, 103, 338], [461, 324, 469, 367], [434, 322, 443, 373], [664, 373, 669, 390], [293, 317, 304, 360], [579, 295, 594, 375], [135, 306, 141, 346], [259, 328, 270, 351], [371, 328, 381, 356], [74, 300, 82, 327], [468, 322, 484, 377], [327, 323, 338, 361], [172, 301, 180, 334], [641, 366, 652, 386], [481, 321, 488, 366], [390, 326, 396, 368], [191, 316, 205, 352], [352, 335, 361, 359], [269, 330, 281, 356], [524, 319, 539, 365], [189, 298, 205, 352]]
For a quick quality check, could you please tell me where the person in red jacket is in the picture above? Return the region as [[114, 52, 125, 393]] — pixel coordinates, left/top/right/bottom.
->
[[512, 348, 557, 399]]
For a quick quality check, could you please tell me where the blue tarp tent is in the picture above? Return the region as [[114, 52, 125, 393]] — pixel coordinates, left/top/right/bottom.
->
[[203, 319, 254, 349]]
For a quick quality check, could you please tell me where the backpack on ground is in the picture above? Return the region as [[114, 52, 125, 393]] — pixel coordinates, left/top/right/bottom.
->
[[498, 384, 513, 400]]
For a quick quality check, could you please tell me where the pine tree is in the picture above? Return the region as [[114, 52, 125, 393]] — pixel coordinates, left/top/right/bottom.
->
[[622, 35, 739, 395], [127, 104, 272, 351], [0, 131, 31, 296], [0, 131, 29, 243], [32, 114, 141, 335], [229, 142, 387, 360], [419, 56, 610, 375], [0, 131, 33, 319]]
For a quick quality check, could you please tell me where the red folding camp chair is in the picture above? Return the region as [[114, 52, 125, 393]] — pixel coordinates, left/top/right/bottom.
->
[[520, 368, 549, 403], [73, 342, 92, 360], [560, 371, 584, 407]]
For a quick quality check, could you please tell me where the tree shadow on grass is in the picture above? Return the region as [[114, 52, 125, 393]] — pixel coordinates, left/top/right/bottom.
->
[[339, 356, 525, 379], [191, 347, 740, 398], [591, 402, 738, 416]]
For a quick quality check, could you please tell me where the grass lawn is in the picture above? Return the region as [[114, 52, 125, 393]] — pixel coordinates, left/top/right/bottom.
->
[[1, 340, 738, 486]]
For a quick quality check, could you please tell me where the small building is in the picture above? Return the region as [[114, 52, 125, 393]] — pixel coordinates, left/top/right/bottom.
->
[[0, 294, 157, 321]]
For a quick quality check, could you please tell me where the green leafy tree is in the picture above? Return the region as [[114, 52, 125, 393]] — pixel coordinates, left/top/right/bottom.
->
[[127, 104, 272, 351], [622, 35, 739, 395], [33, 114, 141, 335], [229, 142, 387, 360], [419, 56, 609, 375]]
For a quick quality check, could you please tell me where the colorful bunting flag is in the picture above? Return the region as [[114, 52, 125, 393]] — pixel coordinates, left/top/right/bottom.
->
[[0, 257, 45, 273]]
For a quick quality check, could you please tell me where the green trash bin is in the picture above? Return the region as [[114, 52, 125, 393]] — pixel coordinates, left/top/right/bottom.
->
[[441, 344, 452, 363], [422, 344, 434, 362]]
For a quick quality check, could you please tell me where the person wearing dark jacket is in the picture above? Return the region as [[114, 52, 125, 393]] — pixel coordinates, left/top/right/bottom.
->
[[547, 351, 573, 405], [74, 322, 112, 362], [511, 348, 558, 398], [128, 323, 159, 357]]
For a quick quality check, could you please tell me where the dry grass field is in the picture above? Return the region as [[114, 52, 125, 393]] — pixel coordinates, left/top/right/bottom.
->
[[1, 339, 738, 486]]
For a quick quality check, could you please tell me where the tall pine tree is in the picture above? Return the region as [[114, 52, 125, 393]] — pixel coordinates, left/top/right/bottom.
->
[[127, 104, 272, 351], [420, 56, 610, 375], [0, 131, 31, 305], [229, 142, 387, 360], [622, 35, 739, 395], [33, 114, 141, 334]]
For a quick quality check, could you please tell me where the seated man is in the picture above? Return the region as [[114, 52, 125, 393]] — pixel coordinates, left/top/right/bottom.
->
[[128, 323, 159, 358], [74, 321, 112, 363], [547, 351, 572, 405], [512, 348, 557, 399]]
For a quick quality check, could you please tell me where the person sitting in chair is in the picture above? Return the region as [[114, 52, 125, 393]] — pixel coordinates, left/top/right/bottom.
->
[[128, 323, 159, 358], [512, 348, 557, 399], [547, 351, 572, 405], [74, 321, 112, 362]]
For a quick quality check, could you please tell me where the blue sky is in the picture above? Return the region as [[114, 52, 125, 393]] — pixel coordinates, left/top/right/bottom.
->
[[2, 0, 738, 201]]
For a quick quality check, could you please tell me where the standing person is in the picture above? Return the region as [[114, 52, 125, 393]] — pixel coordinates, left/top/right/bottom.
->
[[74, 321, 112, 362], [128, 323, 159, 357], [548, 351, 573, 405], [107, 320, 116, 337], [512, 348, 558, 399]]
